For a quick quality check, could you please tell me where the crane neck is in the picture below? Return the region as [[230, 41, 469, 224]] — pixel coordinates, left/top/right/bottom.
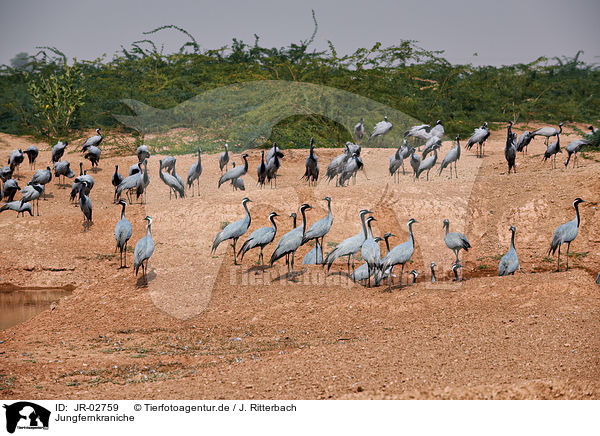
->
[[453, 267, 459, 281], [444, 223, 449, 236], [301, 208, 309, 235], [269, 215, 277, 231], [147, 222, 152, 236], [79, 162, 83, 176], [242, 155, 248, 172], [120, 202, 126, 219], [384, 237, 391, 253], [292, 215, 297, 228], [367, 220, 374, 239], [574, 202, 581, 228], [408, 222, 415, 247], [243, 201, 251, 227], [431, 266, 436, 282], [558, 124, 562, 134], [360, 213, 369, 239], [261, 151, 265, 164]]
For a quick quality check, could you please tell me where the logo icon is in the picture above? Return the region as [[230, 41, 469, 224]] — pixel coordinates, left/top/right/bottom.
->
[[3, 402, 50, 434]]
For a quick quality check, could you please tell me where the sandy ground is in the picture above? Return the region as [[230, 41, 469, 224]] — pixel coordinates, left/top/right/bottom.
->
[[0, 124, 599, 400]]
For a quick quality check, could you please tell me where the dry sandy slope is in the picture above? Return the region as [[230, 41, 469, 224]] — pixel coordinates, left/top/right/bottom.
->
[[0, 125, 599, 400]]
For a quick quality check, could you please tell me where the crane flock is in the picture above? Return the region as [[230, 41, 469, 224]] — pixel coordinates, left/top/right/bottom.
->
[[0, 118, 596, 287]]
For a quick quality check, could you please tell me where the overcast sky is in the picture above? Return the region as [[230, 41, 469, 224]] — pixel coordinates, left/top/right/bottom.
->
[[1, 0, 598, 67]]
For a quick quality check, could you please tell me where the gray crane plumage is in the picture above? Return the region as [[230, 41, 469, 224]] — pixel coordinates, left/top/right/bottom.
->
[[368, 116, 393, 144], [30, 166, 52, 188], [323, 209, 372, 272], [218, 153, 248, 188], [129, 162, 141, 176], [238, 212, 279, 269], [498, 226, 519, 276], [549, 198, 584, 272], [82, 144, 101, 167], [54, 160, 75, 185], [380, 218, 417, 289], [516, 131, 534, 154], [211, 197, 252, 264], [564, 139, 589, 168], [160, 156, 175, 174], [134, 216, 155, 281], [257, 150, 267, 188], [302, 138, 319, 185], [230, 162, 245, 191], [0, 200, 33, 217], [136, 145, 150, 162], [429, 120, 444, 139], [24, 145, 38, 169], [114, 199, 133, 268], [187, 147, 203, 196], [438, 134, 461, 178], [266, 142, 283, 163], [409, 148, 421, 179], [78, 181, 93, 231], [219, 144, 230, 173], [466, 122, 490, 158], [389, 147, 403, 183], [112, 165, 123, 202], [354, 118, 365, 141], [325, 145, 350, 185], [19, 184, 43, 216], [302, 242, 323, 265], [505, 122, 517, 174], [266, 150, 283, 188], [8, 149, 24, 172], [0, 165, 13, 182], [361, 216, 380, 287], [159, 159, 185, 199], [443, 219, 471, 264], [404, 124, 431, 140], [338, 153, 363, 186], [51, 141, 68, 163], [430, 262, 437, 282], [270, 203, 311, 277], [116, 164, 143, 203], [171, 162, 185, 194], [302, 196, 333, 263], [416, 144, 439, 180], [2, 179, 20, 202], [532, 122, 563, 145], [82, 128, 103, 148], [542, 133, 561, 169]]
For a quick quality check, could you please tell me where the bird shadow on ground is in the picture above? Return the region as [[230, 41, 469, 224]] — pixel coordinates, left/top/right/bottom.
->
[[88, 167, 102, 173], [55, 182, 72, 189], [136, 269, 156, 288], [270, 270, 307, 282], [41, 193, 55, 200], [244, 265, 269, 274]]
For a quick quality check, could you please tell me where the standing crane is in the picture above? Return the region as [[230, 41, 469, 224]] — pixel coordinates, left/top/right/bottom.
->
[[505, 121, 517, 174], [187, 147, 203, 196], [78, 181, 93, 231], [114, 199, 133, 268], [438, 134, 461, 178], [542, 132, 561, 169], [219, 144, 230, 173], [564, 139, 590, 168], [302, 196, 333, 263], [465, 122, 490, 158], [211, 197, 252, 264], [218, 153, 248, 188], [134, 216, 155, 282], [270, 203, 312, 278], [302, 138, 319, 186], [416, 144, 440, 180], [24, 146, 38, 169], [51, 141, 68, 163], [368, 116, 393, 145], [380, 218, 418, 289], [548, 198, 585, 272], [498, 225, 519, 276], [111, 165, 123, 202], [354, 117, 365, 142], [323, 209, 372, 273], [257, 150, 267, 188], [238, 212, 279, 271], [442, 219, 471, 265], [531, 122, 563, 147], [361, 216, 380, 288]]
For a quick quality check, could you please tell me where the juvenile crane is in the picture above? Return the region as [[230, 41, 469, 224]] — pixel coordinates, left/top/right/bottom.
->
[[134, 216, 155, 282], [442, 219, 471, 265], [114, 199, 133, 268], [211, 197, 252, 264], [498, 225, 519, 276], [548, 198, 585, 272]]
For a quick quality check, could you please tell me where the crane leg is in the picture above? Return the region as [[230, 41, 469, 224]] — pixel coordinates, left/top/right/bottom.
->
[[400, 264, 405, 285], [566, 242, 570, 271], [367, 266, 371, 288], [233, 238, 238, 265], [556, 245, 561, 272]]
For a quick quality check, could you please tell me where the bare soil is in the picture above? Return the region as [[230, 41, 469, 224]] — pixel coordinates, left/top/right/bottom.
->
[[1, 124, 599, 400]]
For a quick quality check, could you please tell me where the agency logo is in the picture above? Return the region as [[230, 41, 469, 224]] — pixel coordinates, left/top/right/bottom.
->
[[3, 402, 50, 434]]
